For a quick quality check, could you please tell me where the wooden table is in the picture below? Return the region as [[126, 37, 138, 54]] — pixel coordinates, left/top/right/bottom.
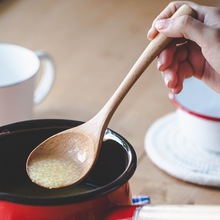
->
[[1, 0, 220, 205]]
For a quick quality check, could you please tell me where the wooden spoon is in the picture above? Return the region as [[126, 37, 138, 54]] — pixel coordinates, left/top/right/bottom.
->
[[26, 5, 195, 189]]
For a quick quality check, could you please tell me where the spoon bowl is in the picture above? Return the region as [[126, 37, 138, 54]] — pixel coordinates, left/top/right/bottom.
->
[[26, 5, 195, 188], [27, 125, 99, 188], [26, 114, 109, 188]]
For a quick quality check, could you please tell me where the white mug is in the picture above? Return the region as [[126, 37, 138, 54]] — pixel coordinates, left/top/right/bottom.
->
[[0, 43, 55, 125], [169, 77, 220, 153]]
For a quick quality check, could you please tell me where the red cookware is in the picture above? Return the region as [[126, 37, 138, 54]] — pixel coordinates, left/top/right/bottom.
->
[[0, 119, 136, 220]]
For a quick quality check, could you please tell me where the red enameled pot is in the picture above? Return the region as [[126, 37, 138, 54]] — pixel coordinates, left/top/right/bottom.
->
[[0, 119, 137, 220]]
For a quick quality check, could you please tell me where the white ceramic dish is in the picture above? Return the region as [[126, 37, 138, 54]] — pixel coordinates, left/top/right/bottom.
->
[[170, 77, 220, 153], [145, 112, 220, 187]]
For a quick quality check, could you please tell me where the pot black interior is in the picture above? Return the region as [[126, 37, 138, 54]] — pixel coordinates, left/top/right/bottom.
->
[[0, 119, 137, 205]]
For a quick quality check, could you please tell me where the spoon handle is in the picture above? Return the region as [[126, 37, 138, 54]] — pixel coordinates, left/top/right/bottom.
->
[[95, 5, 195, 128]]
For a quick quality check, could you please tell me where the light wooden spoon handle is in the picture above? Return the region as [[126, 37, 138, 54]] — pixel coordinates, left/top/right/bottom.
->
[[97, 4, 195, 126], [138, 205, 220, 220]]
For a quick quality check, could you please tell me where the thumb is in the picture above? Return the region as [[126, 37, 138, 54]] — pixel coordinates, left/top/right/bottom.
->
[[155, 16, 215, 49]]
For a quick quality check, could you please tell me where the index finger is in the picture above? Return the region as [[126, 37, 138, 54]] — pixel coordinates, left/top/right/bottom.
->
[[147, 1, 198, 40]]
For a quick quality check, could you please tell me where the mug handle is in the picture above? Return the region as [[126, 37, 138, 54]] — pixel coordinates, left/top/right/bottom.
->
[[33, 51, 55, 104]]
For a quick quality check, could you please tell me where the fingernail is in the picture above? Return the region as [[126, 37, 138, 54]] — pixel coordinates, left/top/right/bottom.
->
[[157, 59, 162, 70], [171, 88, 177, 94], [155, 19, 169, 30], [164, 74, 171, 87]]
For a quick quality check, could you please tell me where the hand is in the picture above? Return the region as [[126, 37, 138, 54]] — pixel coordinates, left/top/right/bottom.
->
[[148, 1, 220, 93]]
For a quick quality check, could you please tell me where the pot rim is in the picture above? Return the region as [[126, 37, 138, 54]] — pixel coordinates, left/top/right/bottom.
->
[[0, 119, 137, 206]]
